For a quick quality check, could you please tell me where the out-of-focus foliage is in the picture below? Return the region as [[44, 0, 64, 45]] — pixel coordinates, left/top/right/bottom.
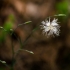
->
[[56, 0, 68, 15], [3, 14, 14, 31], [56, 0, 68, 21], [0, 30, 6, 42], [0, 14, 14, 42], [0, 67, 5, 70]]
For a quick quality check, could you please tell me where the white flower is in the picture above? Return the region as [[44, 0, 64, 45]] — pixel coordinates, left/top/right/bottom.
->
[[40, 18, 60, 37]]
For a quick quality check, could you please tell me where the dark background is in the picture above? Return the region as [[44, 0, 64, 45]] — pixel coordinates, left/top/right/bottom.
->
[[0, 0, 70, 70]]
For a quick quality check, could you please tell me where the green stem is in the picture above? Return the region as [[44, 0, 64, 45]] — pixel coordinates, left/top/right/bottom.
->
[[10, 38, 14, 70], [15, 25, 39, 56]]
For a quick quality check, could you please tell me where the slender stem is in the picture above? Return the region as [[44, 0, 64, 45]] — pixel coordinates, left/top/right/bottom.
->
[[21, 27, 38, 48], [15, 25, 39, 57], [10, 38, 14, 70], [9, 21, 32, 70], [11, 21, 31, 36]]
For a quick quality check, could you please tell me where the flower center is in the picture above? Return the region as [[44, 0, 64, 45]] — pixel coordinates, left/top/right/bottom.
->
[[48, 25, 54, 30]]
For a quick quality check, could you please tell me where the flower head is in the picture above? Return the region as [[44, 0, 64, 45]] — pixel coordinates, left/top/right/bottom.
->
[[40, 17, 60, 37]]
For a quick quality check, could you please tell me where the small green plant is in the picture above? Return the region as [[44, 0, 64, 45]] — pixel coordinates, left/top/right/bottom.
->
[[0, 13, 67, 70], [0, 20, 35, 70]]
